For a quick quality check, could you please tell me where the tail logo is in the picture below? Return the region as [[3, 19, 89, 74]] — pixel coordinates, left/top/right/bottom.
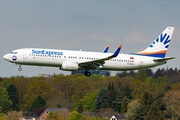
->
[[149, 33, 171, 49]]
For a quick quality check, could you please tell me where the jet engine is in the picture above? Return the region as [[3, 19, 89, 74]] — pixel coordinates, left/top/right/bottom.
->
[[61, 62, 79, 71]]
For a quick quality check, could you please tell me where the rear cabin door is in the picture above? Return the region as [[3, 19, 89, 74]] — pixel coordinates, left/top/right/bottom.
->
[[139, 57, 143, 67]]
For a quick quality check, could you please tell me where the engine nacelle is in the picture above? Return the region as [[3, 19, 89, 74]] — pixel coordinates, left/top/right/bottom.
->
[[61, 62, 79, 71]]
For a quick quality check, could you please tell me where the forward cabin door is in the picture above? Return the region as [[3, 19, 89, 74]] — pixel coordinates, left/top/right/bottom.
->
[[23, 50, 28, 59]]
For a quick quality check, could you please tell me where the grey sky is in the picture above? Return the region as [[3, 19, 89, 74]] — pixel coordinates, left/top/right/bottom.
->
[[1, 1, 180, 77]]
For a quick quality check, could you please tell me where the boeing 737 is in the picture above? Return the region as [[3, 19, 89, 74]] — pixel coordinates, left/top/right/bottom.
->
[[3, 27, 174, 76]]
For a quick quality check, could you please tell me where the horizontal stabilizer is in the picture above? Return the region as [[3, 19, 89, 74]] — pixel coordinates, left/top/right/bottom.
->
[[153, 57, 175, 62]]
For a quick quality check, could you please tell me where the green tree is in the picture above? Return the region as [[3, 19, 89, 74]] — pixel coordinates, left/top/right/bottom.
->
[[29, 96, 46, 111], [108, 82, 116, 108], [23, 79, 51, 111], [94, 88, 109, 111], [0, 113, 7, 120], [129, 70, 136, 78], [140, 92, 153, 115], [12, 76, 30, 111], [163, 90, 180, 119], [79, 91, 98, 111], [113, 83, 133, 112], [130, 80, 148, 99], [0, 85, 12, 113], [5, 111, 23, 120], [82, 115, 102, 120], [121, 97, 130, 113], [144, 104, 164, 120], [46, 112, 61, 120], [68, 111, 82, 120], [127, 92, 155, 120], [116, 71, 127, 78], [123, 84, 133, 99], [7, 84, 19, 110], [135, 69, 147, 81], [154, 68, 165, 78], [126, 100, 140, 120], [146, 68, 153, 77], [77, 102, 84, 113]]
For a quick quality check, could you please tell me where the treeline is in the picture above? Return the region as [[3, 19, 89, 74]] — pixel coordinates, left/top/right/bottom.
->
[[0, 68, 180, 119]]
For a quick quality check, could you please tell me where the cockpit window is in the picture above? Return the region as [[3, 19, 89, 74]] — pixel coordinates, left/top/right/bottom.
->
[[10, 52, 17, 54]]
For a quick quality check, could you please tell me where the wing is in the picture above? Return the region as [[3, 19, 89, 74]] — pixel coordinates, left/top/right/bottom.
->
[[79, 45, 122, 69]]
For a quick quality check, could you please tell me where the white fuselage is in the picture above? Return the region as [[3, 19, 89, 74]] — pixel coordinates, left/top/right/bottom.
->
[[3, 48, 166, 71]]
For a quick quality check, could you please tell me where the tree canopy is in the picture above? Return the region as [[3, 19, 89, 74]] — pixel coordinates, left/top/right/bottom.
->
[[0, 68, 180, 119]]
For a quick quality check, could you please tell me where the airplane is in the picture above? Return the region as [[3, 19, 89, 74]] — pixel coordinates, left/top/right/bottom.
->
[[3, 27, 174, 76]]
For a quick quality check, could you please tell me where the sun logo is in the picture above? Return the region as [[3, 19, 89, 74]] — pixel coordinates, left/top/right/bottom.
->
[[12, 56, 17, 61], [149, 33, 171, 49]]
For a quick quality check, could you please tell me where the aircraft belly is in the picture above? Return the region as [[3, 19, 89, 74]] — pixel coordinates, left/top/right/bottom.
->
[[20, 57, 62, 67]]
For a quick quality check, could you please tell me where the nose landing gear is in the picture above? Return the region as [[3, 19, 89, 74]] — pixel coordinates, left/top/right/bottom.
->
[[18, 65, 22, 71]]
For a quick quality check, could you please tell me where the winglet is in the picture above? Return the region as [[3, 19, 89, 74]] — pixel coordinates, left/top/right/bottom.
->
[[112, 45, 122, 57], [103, 44, 110, 53]]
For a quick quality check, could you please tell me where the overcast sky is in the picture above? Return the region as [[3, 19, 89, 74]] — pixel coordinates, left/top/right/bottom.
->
[[1, 1, 180, 77]]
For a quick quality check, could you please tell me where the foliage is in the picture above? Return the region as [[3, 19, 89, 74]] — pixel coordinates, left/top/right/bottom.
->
[[58, 110, 70, 120], [0, 85, 12, 113], [126, 100, 140, 120], [129, 79, 148, 98], [79, 91, 98, 112], [77, 102, 84, 113], [97, 108, 117, 119], [7, 84, 19, 111], [135, 69, 147, 81], [29, 96, 46, 111], [171, 83, 180, 90], [144, 104, 165, 120], [121, 97, 130, 113], [1, 67, 180, 119], [116, 70, 136, 78], [0, 113, 7, 120], [107, 82, 116, 109], [163, 90, 180, 119], [68, 110, 82, 120], [94, 88, 109, 111], [113, 82, 133, 112], [5, 111, 23, 120], [23, 79, 51, 111], [46, 112, 61, 120], [82, 115, 102, 120]]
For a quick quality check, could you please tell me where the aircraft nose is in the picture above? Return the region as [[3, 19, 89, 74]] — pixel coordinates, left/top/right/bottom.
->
[[3, 54, 9, 60]]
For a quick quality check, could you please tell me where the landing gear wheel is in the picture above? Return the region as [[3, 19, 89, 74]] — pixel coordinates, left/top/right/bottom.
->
[[84, 71, 91, 77], [18, 65, 22, 71], [18, 68, 22, 71]]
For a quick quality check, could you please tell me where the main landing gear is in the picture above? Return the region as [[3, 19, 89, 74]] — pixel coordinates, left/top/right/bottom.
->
[[18, 65, 22, 71], [84, 70, 91, 77]]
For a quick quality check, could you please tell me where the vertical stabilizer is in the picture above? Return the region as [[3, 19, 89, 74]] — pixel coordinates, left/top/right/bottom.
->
[[135, 27, 174, 58]]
